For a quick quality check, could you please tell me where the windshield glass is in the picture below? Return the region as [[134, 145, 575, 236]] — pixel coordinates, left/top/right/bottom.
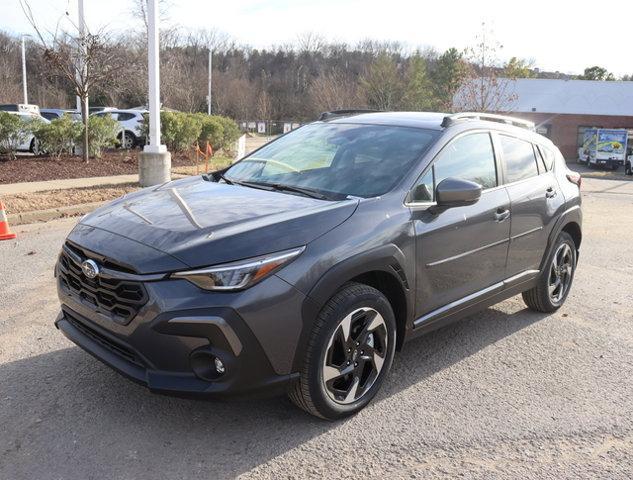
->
[[225, 123, 438, 198]]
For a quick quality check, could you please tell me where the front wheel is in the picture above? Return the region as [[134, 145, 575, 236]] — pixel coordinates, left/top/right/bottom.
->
[[522, 231, 577, 313], [288, 283, 396, 420], [625, 162, 632, 176], [30, 138, 41, 155]]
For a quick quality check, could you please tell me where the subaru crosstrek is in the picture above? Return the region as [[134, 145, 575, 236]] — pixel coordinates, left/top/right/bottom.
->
[[55, 111, 582, 419]]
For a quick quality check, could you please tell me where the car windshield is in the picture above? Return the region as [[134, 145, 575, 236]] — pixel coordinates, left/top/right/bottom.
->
[[224, 123, 438, 198]]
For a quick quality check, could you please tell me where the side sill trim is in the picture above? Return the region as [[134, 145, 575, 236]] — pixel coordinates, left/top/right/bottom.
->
[[413, 269, 540, 329]]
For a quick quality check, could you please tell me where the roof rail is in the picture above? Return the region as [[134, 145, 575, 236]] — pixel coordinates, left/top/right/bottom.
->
[[318, 109, 381, 121], [441, 112, 535, 131]]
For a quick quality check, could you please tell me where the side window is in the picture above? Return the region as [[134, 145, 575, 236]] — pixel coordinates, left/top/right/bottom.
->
[[434, 133, 497, 189], [410, 132, 497, 203], [534, 145, 547, 173], [41, 112, 57, 121], [117, 113, 134, 121], [538, 145, 556, 171], [500, 135, 538, 183]]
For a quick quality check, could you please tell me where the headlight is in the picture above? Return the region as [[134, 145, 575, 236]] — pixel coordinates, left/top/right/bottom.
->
[[171, 246, 305, 291]]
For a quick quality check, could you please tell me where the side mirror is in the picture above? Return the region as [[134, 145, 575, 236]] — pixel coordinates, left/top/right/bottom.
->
[[435, 177, 482, 208]]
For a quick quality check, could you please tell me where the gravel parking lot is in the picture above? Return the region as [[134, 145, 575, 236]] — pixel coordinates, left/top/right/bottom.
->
[[1, 174, 632, 479]]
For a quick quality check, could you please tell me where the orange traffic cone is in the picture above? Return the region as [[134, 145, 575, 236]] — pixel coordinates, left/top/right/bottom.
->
[[0, 201, 17, 241]]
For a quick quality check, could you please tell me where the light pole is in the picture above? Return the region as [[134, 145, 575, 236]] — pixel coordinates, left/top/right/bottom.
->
[[76, 0, 87, 114], [21, 34, 29, 104], [139, 0, 171, 187], [207, 49, 212, 115]]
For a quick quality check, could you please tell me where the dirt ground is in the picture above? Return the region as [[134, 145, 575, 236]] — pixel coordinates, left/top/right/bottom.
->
[[0, 175, 632, 479], [3, 183, 141, 214]]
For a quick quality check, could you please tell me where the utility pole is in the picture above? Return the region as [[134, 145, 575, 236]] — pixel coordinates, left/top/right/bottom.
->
[[76, 0, 87, 114], [139, 0, 171, 187], [207, 49, 212, 115], [21, 35, 28, 104]]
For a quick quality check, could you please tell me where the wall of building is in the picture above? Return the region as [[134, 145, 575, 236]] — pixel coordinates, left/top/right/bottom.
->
[[507, 112, 633, 160]]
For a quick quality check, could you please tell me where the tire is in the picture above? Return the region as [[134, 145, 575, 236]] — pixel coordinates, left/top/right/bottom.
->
[[522, 231, 577, 313], [30, 138, 40, 155], [625, 163, 632, 176], [288, 282, 397, 420], [118, 131, 136, 149]]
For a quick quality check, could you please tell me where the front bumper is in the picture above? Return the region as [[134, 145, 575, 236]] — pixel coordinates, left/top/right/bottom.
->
[[595, 158, 623, 168], [55, 256, 308, 398], [55, 306, 297, 398]]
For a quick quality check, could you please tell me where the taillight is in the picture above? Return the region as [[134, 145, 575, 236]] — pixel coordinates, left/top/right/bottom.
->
[[566, 171, 581, 189]]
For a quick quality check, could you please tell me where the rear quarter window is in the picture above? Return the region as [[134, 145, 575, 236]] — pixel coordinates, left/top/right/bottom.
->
[[538, 145, 556, 171]]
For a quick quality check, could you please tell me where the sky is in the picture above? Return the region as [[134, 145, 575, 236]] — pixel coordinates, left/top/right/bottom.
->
[[2, 0, 633, 77]]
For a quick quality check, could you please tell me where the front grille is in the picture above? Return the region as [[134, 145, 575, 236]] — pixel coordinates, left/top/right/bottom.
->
[[58, 245, 148, 324], [66, 313, 142, 367]]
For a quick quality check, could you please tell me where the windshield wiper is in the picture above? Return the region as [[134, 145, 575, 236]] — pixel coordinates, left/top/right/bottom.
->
[[208, 174, 340, 201], [260, 183, 334, 200], [204, 171, 234, 185], [217, 172, 234, 185]]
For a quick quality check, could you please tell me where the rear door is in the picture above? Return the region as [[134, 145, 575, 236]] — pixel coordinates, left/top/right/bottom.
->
[[495, 133, 564, 276], [410, 131, 511, 318]]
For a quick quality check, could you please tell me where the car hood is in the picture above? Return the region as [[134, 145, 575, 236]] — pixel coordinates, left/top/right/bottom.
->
[[79, 176, 358, 269]]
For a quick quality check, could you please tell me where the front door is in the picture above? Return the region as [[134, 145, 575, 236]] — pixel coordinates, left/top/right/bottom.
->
[[409, 131, 511, 320]]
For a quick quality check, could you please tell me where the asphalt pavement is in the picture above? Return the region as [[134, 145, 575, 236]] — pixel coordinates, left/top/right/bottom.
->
[[1, 175, 632, 479]]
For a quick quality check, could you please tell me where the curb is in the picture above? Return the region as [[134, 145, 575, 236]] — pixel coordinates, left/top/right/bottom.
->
[[8, 201, 105, 226]]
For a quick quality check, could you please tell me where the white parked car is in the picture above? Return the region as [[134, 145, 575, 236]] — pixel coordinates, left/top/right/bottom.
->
[[6, 111, 49, 153], [91, 109, 146, 148], [40, 108, 82, 122]]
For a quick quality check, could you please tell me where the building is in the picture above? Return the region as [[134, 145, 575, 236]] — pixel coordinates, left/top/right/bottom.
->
[[455, 78, 633, 160]]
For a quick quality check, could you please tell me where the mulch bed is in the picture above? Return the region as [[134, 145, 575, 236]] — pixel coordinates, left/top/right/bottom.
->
[[0, 149, 197, 184]]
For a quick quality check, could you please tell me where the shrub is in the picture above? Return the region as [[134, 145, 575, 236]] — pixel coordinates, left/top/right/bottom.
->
[[141, 111, 239, 154], [33, 114, 83, 159], [194, 113, 224, 151], [87, 114, 118, 158], [215, 115, 241, 153], [0, 112, 31, 159], [146, 111, 202, 152]]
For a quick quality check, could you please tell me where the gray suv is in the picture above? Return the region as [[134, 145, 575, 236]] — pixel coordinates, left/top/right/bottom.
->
[[55, 111, 582, 419]]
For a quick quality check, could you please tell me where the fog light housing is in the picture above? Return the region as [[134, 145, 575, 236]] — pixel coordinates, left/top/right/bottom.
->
[[214, 357, 226, 374], [190, 350, 227, 381]]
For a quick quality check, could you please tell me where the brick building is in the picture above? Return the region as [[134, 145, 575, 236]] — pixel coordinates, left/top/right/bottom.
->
[[501, 79, 633, 160], [455, 78, 633, 160]]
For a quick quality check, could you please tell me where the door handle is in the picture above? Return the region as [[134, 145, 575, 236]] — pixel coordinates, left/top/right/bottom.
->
[[546, 187, 557, 199], [494, 208, 510, 222]]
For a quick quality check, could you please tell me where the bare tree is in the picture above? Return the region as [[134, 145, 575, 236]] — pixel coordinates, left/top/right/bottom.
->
[[295, 32, 325, 53], [130, 0, 172, 35], [20, 0, 127, 161], [310, 69, 362, 112], [454, 23, 517, 112]]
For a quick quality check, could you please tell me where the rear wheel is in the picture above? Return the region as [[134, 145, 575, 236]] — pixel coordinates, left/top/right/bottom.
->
[[118, 131, 136, 149], [625, 162, 632, 176], [288, 282, 396, 419], [522, 231, 576, 313]]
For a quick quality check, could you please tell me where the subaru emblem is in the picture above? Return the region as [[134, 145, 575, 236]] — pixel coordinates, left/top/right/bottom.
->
[[81, 259, 100, 279]]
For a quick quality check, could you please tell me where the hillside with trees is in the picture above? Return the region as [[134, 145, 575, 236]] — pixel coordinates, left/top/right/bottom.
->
[[1, 16, 628, 122]]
